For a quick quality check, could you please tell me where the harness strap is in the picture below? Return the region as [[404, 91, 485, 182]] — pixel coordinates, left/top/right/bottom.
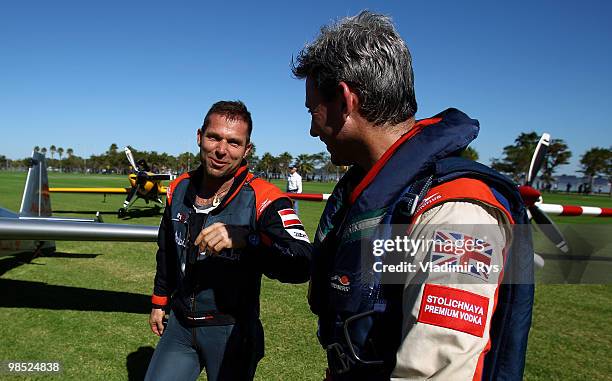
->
[[326, 175, 435, 376], [390, 175, 434, 224]]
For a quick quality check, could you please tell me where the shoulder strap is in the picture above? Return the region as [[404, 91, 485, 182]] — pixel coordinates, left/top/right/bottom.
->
[[389, 175, 434, 224], [412, 177, 514, 223], [166, 172, 191, 206], [246, 174, 290, 220]]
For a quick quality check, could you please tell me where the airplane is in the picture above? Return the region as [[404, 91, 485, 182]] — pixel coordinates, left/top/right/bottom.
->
[[0, 151, 157, 258], [49, 147, 173, 217]]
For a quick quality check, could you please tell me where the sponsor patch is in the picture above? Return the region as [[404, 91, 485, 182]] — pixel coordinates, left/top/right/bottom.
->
[[172, 212, 188, 223], [286, 228, 310, 243], [417, 284, 489, 337], [431, 230, 493, 281], [330, 274, 351, 293], [174, 231, 186, 247], [277, 208, 303, 228]]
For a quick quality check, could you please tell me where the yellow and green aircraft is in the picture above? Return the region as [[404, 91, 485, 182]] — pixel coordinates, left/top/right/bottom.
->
[[49, 147, 172, 217]]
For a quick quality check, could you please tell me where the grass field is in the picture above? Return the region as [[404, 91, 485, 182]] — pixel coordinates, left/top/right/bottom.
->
[[0, 171, 610, 380]]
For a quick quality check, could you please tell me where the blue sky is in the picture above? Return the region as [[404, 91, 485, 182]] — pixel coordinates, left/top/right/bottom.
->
[[1, 0, 610, 175]]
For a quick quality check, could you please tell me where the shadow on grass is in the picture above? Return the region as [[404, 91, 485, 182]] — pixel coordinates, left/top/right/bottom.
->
[[54, 210, 119, 215], [126, 346, 154, 381], [0, 278, 149, 313], [0, 251, 39, 276], [120, 207, 163, 220], [0, 251, 99, 276], [53, 207, 163, 220], [46, 252, 100, 259]]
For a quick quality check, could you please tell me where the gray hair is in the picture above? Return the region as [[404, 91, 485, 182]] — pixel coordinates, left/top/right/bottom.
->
[[292, 11, 417, 126]]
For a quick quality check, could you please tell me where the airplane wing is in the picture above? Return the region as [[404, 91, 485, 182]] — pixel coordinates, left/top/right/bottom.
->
[[146, 174, 172, 181], [0, 217, 158, 242], [49, 187, 131, 194]]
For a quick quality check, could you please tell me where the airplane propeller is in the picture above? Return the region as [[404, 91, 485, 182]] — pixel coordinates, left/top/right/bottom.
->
[[124, 147, 172, 183], [518, 133, 570, 254], [125, 146, 139, 172]]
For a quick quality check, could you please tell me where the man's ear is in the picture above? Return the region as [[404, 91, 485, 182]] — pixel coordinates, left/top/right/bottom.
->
[[244, 142, 253, 159], [197, 128, 202, 146], [338, 81, 359, 119]]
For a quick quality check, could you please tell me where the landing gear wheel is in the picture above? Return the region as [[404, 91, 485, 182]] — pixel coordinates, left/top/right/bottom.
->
[[118, 208, 127, 218]]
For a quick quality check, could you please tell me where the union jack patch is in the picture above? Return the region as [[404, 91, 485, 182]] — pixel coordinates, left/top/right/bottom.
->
[[431, 230, 494, 281]]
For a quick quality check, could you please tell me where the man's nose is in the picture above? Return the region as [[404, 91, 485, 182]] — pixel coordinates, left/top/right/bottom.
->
[[215, 141, 228, 156]]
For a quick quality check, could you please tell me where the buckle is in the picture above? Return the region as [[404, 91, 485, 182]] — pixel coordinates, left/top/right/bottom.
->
[[343, 310, 384, 366], [326, 343, 354, 375]]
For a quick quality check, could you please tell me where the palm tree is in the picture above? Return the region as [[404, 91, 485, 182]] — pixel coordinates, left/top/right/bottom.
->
[[33, 146, 40, 153], [277, 152, 293, 176], [67, 148, 74, 158], [108, 143, 118, 154], [41, 147, 47, 156], [49, 145, 57, 160], [258, 153, 276, 179], [295, 154, 315, 179], [57, 147, 64, 172], [460, 147, 479, 161]]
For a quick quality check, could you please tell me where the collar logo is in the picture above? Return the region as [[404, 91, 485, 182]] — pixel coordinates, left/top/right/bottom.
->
[[330, 274, 351, 293], [176, 212, 188, 223]]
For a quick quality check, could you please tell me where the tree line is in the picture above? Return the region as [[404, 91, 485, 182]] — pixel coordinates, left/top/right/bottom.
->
[[0, 134, 609, 190], [490, 132, 611, 190], [0, 143, 348, 180]]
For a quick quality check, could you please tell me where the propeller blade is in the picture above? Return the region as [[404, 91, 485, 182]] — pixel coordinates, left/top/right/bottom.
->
[[526, 133, 550, 186], [529, 205, 569, 253], [533, 253, 545, 269], [124, 147, 139, 171]]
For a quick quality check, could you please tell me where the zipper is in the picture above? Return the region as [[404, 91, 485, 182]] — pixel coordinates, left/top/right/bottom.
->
[[189, 211, 210, 348], [191, 292, 198, 348]]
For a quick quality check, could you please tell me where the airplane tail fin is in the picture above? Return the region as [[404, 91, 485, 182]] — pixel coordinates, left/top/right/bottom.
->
[[19, 151, 52, 217]]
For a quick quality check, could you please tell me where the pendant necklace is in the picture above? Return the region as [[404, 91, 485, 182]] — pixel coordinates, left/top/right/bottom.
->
[[211, 183, 233, 207]]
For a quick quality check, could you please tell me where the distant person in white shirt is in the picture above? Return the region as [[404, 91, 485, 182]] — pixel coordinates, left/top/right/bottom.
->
[[286, 166, 302, 213]]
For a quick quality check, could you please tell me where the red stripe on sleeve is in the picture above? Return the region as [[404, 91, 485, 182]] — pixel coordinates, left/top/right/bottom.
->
[[283, 219, 302, 227], [151, 294, 168, 306]]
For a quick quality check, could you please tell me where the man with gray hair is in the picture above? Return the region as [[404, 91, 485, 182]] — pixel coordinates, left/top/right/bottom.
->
[[293, 11, 533, 381]]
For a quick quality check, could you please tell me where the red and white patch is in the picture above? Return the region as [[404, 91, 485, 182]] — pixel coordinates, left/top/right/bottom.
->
[[277, 208, 303, 228], [417, 284, 489, 337]]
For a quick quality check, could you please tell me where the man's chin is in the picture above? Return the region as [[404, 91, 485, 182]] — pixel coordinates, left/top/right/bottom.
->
[[330, 154, 350, 167], [204, 167, 229, 178]]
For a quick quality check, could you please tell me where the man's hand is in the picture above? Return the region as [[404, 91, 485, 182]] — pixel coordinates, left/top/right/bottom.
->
[[194, 222, 249, 255], [149, 308, 165, 336]]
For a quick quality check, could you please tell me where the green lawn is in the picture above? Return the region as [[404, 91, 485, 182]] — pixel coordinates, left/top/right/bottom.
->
[[0, 171, 610, 380]]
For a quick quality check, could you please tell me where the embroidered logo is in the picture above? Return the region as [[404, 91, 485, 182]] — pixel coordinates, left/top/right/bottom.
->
[[330, 274, 351, 293], [258, 199, 272, 215], [175, 231, 186, 247], [417, 284, 489, 337], [285, 228, 310, 243], [416, 192, 442, 214]]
